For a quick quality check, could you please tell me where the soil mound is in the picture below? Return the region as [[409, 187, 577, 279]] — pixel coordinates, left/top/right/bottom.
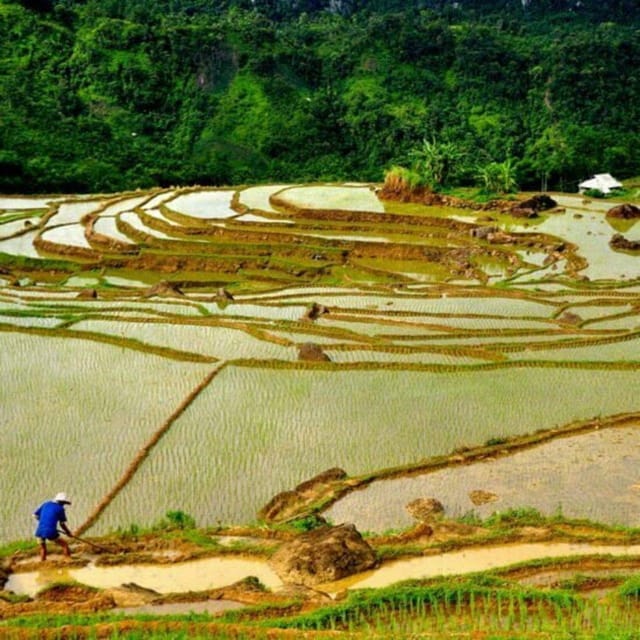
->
[[143, 280, 184, 298], [258, 468, 347, 523], [76, 288, 98, 299], [559, 312, 583, 325], [298, 343, 331, 362]]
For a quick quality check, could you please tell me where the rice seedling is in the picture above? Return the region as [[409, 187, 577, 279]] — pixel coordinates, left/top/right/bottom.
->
[[0, 330, 214, 543], [326, 423, 640, 532], [73, 320, 292, 361]]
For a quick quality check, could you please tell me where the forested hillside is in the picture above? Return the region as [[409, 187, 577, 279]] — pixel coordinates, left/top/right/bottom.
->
[[1, 0, 639, 193]]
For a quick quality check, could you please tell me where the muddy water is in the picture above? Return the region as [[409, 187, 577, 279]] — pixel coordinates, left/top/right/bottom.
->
[[319, 543, 640, 592], [9, 543, 640, 599], [6, 557, 282, 598]]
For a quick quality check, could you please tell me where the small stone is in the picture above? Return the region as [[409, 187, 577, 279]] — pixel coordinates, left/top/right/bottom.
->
[[405, 498, 444, 522], [469, 490, 499, 506]]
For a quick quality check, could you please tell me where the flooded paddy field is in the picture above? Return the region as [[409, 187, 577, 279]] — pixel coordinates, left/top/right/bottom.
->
[[84, 365, 639, 534], [325, 424, 640, 532], [0, 331, 212, 542], [1, 184, 639, 541]]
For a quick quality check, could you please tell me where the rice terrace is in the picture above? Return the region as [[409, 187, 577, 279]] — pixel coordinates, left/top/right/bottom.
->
[[1, 177, 640, 638]]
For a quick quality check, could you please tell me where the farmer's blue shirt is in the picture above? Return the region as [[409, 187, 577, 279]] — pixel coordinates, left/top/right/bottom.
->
[[33, 501, 66, 539]]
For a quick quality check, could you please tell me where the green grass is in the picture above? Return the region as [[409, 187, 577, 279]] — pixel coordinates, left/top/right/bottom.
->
[[5, 579, 640, 638], [0, 538, 37, 558], [259, 579, 640, 637]]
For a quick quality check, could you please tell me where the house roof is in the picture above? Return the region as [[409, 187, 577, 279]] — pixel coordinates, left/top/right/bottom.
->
[[579, 173, 623, 193]]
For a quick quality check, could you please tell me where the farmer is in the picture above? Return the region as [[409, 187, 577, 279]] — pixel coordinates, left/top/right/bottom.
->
[[33, 492, 72, 561]]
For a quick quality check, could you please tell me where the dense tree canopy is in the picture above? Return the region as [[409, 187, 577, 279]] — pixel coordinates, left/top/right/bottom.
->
[[1, 0, 639, 192]]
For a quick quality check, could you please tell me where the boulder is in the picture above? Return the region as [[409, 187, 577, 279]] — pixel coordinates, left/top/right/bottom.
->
[[510, 194, 557, 218], [610, 234, 640, 252], [606, 203, 640, 219], [298, 343, 331, 362], [405, 498, 444, 522], [268, 524, 377, 586]]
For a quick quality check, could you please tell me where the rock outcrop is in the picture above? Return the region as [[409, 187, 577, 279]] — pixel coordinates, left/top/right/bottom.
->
[[606, 203, 640, 219], [268, 523, 376, 586]]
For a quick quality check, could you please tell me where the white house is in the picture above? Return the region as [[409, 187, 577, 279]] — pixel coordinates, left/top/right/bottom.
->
[[578, 173, 623, 194]]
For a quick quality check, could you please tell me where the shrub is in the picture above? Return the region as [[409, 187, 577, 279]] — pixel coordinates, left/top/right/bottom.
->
[[155, 510, 196, 531], [383, 165, 427, 192]]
